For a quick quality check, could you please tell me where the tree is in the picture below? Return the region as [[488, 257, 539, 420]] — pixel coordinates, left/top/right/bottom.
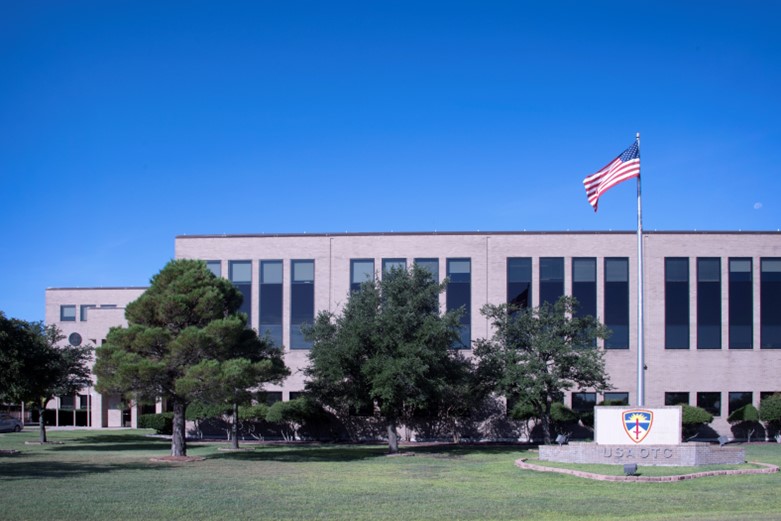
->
[[177, 356, 288, 448], [473, 296, 610, 444], [0, 313, 92, 443], [265, 397, 321, 441], [95, 259, 287, 456], [681, 404, 714, 439], [304, 265, 469, 453], [759, 394, 781, 441], [727, 403, 761, 442]]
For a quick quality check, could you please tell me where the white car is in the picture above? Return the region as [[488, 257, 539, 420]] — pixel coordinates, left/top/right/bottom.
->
[[0, 414, 23, 432]]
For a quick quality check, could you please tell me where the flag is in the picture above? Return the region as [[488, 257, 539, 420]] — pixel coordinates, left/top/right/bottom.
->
[[583, 141, 640, 212]]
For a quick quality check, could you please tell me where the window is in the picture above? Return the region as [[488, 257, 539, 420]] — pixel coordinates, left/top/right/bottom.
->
[[350, 259, 374, 293], [230, 261, 252, 321], [604, 258, 629, 349], [59, 395, 75, 410], [206, 260, 222, 278], [259, 261, 283, 348], [68, 333, 82, 347], [761, 391, 781, 402], [539, 257, 564, 307], [447, 258, 471, 349], [80, 304, 96, 321], [697, 392, 721, 416], [665, 257, 690, 349], [382, 258, 406, 274], [289, 391, 306, 401], [697, 258, 721, 349], [572, 392, 597, 413], [414, 258, 439, 282], [572, 258, 597, 319], [290, 260, 314, 349], [728, 392, 753, 415], [603, 392, 629, 405], [507, 257, 531, 310], [60, 305, 76, 322], [665, 392, 689, 406], [761, 258, 781, 348], [729, 258, 753, 349], [260, 392, 283, 405], [78, 394, 89, 410]]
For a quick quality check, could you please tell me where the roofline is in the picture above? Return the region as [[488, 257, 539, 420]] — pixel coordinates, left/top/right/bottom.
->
[[176, 230, 781, 239]]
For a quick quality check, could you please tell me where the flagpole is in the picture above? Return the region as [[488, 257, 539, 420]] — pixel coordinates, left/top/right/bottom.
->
[[636, 132, 645, 407]]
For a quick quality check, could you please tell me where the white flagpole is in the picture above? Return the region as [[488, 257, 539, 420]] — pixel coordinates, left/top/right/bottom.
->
[[636, 132, 645, 407]]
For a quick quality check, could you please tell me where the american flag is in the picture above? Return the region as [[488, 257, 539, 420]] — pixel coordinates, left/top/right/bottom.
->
[[583, 141, 640, 212]]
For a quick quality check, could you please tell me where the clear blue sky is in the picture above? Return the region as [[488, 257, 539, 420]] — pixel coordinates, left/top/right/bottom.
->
[[2, 1, 780, 323]]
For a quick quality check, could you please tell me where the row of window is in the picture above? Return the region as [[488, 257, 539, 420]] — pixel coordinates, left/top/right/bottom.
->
[[570, 391, 779, 418], [59, 304, 117, 322], [665, 257, 781, 349]]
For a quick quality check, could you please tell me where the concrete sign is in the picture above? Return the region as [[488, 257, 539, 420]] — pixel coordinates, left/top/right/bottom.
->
[[595, 406, 682, 445]]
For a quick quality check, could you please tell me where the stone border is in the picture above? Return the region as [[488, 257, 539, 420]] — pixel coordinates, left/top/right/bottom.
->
[[149, 455, 206, 463], [515, 458, 779, 482]]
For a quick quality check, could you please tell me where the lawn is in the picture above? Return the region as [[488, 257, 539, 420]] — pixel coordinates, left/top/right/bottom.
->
[[2, 429, 781, 521]]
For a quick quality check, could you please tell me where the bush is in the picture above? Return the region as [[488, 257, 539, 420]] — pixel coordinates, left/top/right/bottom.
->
[[760, 394, 781, 425], [138, 413, 174, 435], [681, 404, 713, 439]]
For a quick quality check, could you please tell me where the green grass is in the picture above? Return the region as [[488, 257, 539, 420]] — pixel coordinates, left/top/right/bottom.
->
[[2, 430, 781, 521], [525, 457, 762, 476]]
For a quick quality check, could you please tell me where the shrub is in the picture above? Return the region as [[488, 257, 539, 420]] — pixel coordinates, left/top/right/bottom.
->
[[138, 412, 174, 435], [760, 394, 781, 427], [681, 404, 713, 439]]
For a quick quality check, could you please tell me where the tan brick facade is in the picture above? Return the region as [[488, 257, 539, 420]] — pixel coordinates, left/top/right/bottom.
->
[[46, 231, 781, 438]]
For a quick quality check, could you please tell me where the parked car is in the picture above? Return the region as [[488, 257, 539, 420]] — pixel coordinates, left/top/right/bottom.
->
[[0, 414, 23, 432]]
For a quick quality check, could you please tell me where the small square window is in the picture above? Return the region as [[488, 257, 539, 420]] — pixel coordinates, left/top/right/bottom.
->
[[603, 392, 629, 406], [572, 392, 597, 413], [665, 392, 689, 406], [697, 392, 721, 416], [60, 305, 76, 321]]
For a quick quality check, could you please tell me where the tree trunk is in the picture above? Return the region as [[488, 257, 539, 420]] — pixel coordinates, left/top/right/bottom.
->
[[38, 399, 48, 444], [171, 400, 187, 457], [387, 421, 399, 453], [541, 398, 552, 445], [231, 402, 240, 449]]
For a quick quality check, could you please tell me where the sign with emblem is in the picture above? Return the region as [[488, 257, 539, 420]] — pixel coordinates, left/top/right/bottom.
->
[[622, 409, 653, 443], [594, 406, 681, 445]]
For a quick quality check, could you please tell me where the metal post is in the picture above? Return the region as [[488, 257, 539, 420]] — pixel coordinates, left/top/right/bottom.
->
[[636, 132, 645, 407]]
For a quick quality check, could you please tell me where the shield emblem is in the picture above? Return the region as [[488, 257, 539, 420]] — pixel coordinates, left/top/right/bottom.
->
[[622, 409, 653, 443]]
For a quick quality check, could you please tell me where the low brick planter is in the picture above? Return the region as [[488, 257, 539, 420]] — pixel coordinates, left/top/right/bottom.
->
[[515, 458, 779, 482], [539, 442, 745, 466]]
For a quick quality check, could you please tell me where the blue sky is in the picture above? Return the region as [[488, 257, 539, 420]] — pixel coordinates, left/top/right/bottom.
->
[[2, 1, 780, 322]]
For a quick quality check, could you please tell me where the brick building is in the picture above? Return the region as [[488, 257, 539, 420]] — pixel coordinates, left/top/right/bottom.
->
[[45, 231, 781, 437]]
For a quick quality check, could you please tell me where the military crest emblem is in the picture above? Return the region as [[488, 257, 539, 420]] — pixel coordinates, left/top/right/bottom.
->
[[622, 409, 653, 443]]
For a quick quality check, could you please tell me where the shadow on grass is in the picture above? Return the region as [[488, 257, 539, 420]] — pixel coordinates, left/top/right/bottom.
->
[[210, 444, 389, 462], [0, 459, 172, 481], [209, 442, 533, 462], [47, 434, 172, 453]]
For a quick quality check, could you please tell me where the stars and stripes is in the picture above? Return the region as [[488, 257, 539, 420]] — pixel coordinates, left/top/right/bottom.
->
[[583, 141, 640, 212]]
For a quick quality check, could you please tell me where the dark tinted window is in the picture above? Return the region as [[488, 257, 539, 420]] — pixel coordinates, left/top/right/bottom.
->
[[290, 260, 314, 349], [729, 258, 752, 349], [414, 258, 439, 282], [572, 392, 597, 413], [665, 392, 689, 406], [572, 258, 596, 318], [259, 261, 283, 348], [761, 258, 781, 348], [728, 391, 753, 415], [229, 260, 252, 322], [447, 259, 471, 349], [507, 257, 531, 310], [604, 258, 629, 349], [539, 257, 564, 307], [665, 258, 690, 349], [697, 392, 721, 416], [697, 258, 721, 349]]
